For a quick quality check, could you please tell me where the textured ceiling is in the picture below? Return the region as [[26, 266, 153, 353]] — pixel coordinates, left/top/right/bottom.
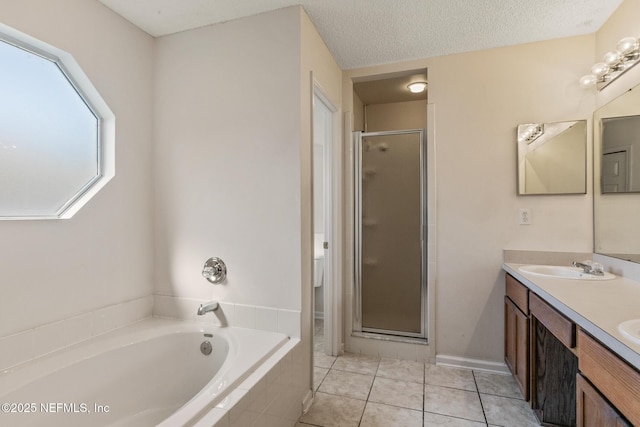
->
[[98, 0, 623, 70]]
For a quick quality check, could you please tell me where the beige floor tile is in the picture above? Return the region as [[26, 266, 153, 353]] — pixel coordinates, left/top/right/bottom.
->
[[318, 369, 375, 400], [481, 394, 539, 426], [314, 351, 337, 369], [425, 364, 477, 391], [424, 411, 488, 426], [360, 402, 422, 427], [368, 376, 423, 411], [377, 358, 424, 383], [332, 352, 380, 375], [473, 371, 522, 399], [300, 392, 365, 427], [314, 366, 329, 391], [424, 384, 485, 423]]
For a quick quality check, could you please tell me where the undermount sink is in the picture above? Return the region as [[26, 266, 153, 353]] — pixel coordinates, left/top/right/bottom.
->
[[619, 319, 640, 345], [518, 265, 615, 281]]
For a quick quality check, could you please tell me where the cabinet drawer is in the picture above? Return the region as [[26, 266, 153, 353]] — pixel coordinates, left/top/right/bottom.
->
[[529, 292, 575, 348], [579, 329, 640, 426], [506, 274, 529, 314]]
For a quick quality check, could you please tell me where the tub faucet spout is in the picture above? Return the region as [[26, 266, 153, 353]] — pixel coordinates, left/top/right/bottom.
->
[[197, 301, 219, 315]]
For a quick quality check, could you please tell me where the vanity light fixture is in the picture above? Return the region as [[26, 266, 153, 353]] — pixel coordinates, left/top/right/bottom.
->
[[517, 123, 544, 144], [407, 81, 427, 93], [580, 36, 640, 89]]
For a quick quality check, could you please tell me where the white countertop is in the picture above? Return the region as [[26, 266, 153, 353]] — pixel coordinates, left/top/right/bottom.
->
[[503, 263, 640, 370]]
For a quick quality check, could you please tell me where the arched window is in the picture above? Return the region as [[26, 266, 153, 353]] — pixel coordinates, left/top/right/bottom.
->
[[0, 25, 114, 219]]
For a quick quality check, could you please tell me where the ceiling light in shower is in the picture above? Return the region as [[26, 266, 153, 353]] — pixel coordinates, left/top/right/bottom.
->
[[407, 82, 427, 93]]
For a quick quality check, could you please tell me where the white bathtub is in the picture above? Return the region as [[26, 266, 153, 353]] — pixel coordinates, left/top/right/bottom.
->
[[0, 318, 290, 427]]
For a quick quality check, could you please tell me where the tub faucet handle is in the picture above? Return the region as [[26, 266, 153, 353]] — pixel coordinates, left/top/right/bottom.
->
[[202, 257, 227, 284]]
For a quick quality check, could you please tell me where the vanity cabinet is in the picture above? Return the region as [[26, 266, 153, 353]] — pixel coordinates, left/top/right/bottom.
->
[[504, 274, 530, 400], [576, 373, 630, 427], [505, 274, 579, 425], [529, 292, 578, 426], [578, 329, 638, 426], [505, 271, 640, 426]]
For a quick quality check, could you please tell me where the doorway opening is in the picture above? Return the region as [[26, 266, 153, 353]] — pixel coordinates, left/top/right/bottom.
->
[[312, 83, 341, 357]]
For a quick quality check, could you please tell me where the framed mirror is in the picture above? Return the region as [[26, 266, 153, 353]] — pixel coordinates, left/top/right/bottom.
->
[[594, 83, 640, 262], [517, 120, 587, 195]]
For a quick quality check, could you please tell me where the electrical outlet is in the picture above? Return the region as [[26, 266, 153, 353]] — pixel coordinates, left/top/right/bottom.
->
[[519, 209, 531, 225]]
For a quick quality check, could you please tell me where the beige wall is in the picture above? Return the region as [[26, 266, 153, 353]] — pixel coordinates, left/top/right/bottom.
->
[[365, 100, 427, 132], [0, 0, 155, 337], [154, 5, 341, 394], [344, 35, 595, 363], [353, 92, 365, 131], [154, 8, 301, 309]]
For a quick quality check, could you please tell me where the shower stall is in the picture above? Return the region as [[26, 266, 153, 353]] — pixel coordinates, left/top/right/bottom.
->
[[353, 129, 427, 339]]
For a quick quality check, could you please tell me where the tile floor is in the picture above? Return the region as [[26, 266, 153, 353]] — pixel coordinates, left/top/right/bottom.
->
[[298, 320, 539, 427]]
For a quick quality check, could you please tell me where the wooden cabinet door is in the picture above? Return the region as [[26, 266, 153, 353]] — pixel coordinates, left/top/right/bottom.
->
[[577, 373, 631, 427], [505, 296, 529, 400]]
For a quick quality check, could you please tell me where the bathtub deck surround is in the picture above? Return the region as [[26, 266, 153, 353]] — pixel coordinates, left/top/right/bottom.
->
[[0, 317, 302, 427], [0, 296, 153, 373], [301, 352, 538, 426], [152, 295, 301, 338]]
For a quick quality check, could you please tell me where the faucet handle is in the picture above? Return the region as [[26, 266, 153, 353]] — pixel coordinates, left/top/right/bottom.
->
[[202, 257, 227, 284], [592, 262, 604, 274]]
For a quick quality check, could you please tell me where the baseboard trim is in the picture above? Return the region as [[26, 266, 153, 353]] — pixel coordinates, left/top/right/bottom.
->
[[301, 390, 314, 415], [435, 354, 509, 374]]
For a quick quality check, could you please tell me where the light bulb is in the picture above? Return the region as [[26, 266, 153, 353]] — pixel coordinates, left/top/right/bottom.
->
[[407, 82, 427, 93], [579, 74, 597, 88], [617, 36, 639, 56], [603, 50, 623, 67], [591, 62, 610, 78]]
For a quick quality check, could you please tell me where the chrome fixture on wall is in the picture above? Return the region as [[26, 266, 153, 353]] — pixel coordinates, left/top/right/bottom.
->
[[579, 36, 640, 90], [197, 301, 219, 315], [202, 257, 227, 284]]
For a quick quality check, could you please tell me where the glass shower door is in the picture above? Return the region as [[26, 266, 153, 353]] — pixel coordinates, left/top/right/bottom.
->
[[354, 129, 426, 338]]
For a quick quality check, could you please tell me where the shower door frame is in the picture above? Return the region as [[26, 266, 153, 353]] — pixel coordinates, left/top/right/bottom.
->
[[353, 129, 428, 340]]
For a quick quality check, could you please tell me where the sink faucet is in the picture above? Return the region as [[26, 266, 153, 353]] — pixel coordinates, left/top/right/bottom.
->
[[572, 261, 604, 276], [197, 301, 219, 315]]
